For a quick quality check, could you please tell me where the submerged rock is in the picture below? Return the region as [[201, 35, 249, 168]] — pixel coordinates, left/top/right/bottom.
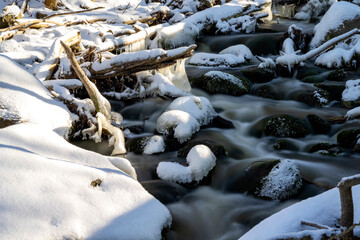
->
[[177, 139, 226, 158], [337, 128, 360, 149], [315, 81, 345, 101], [264, 114, 310, 138], [141, 180, 189, 204], [194, 71, 251, 96], [326, 69, 347, 82], [273, 139, 299, 151], [251, 85, 278, 99], [308, 142, 343, 156], [300, 76, 326, 83], [239, 66, 276, 83], [293, 89, 331, 107], [305, 114, 331, 135]]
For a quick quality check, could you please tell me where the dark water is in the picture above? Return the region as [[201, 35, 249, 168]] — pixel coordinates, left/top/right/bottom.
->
[[71, 20, 360, 240]]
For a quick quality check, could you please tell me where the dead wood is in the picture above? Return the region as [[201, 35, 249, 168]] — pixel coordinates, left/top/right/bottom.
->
[[43, 6, 104, 20], [301, 220, 331, 230]]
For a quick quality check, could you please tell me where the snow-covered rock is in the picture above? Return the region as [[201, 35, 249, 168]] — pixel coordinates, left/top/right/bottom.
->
[[219, 44, 253, 61], [189, 52, 248, 67], [144, 135, 166, 154], [294, 0, 336, 21], [342, 79, 360, 108], [310, 1, 360, 48], [156, 109, 200, 143], [166, 96, 217, 126], [157, 144, 216, 183]]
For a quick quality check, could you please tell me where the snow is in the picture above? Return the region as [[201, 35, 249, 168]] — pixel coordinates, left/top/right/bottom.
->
[[258, 56, 276, 68], [310, 1, 360, 48], [256, 159, 302, 200], [345, 106, 360, 119], [143, 135, 166, 154], [189, 52, 247, 67], [156, 109, 200, 143], [166, 96, 217, 125], [315, 48, 353, 68], [157, 144, 216, 183], [144, 73, 190, 97], [342, 79, 360, 102], [219, 44, 253, 61], [0, 55, 171, 239], [294, 0, 336, 21]]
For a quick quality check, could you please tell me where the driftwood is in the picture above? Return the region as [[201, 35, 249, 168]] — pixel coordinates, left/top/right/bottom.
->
[[90, 44, 196, 79]]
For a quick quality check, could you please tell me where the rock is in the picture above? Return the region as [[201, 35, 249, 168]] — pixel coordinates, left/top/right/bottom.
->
[[310, 2, 360, 48], [226, 159, 302, 200], [314, 81, 345, 101], [141, 180, 189, 204], [177, 139, 226, 158], [300, 76, 326, 83], [264, 114, 310, 138], [296, 66, 326, 80], [305, 114, 331, 135], [125, 136, 151, 154], [337, 129, 360, 149], [293, 89, 331, 107], [273, 139, 299, 151], [326, 69, 347, 82], [239, 66, 276, 83], [194, 71, 251, 96], [251, 85, 278, 99], [0, 117, 19, 128], [125, 125, 144, 134], [203, 115, 235, 129], [308, 142, 343, 156]]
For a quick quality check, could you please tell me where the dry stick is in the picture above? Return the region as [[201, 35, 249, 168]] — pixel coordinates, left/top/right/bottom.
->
[[43, 6, 104, 20], [301, 220, 331, 230], [328, 222, 360, 240], [122, 2, 130, 14], [60, 40, 111, 119]]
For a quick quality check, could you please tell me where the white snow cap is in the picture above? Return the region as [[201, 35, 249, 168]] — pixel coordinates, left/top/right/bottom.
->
[[143, 135, 166, 154], [166, 96, 217, 125], [156, 110, 200, 143], [310, 1, 360, 48], [256, 159, 302, 200], [342, 79, 360, 102], [204, 71, 247, 90], [219, 44, 253, 61], [189, 52, 248, 67], [157, 144, 216, 183]]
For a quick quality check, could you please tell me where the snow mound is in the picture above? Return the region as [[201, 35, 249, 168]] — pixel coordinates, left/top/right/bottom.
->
[[0, 123, 171, 240], [0, 55, 72, 136], [166, 96, 217, 125], [189, 52, 247, 67], [315, 48, 353, 68], [342, 79, 360, 102], [219, 44, 253, 61], [310, 1, 360, 48], [145, 73, 190, 98], [256, 159, 302, 200], [157, 144, 216, 183], [143, 135, 166, 154], [345, 106, 360, 119], [156, 110, 200, 143]]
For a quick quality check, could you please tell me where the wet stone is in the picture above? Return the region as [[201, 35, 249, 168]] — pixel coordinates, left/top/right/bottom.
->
[[141, 180, 189, 204], [308, 142, 343, 156], [177, 139, 226, 158], [264, 114, 310, 138], [326, 69, 347, 82], [314, 81, 345, 101], [125, 136, 151, 154], [337, 129, 360, 149], [251, 85, 279, 100], [239, 66, 276, 83], [305, 114, 331, 135], [293, 89, 331, 107], [273, 139, 299, 151]]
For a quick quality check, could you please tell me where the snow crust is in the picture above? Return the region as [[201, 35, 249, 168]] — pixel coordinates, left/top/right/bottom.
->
[[310, 1, 360, 48], [342, 79, 360, 102], [256, 159, 302, 200], [157, 144, 216, 183]]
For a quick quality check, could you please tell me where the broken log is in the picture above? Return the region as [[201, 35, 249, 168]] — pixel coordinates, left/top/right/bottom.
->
[[90, 44, 196, 79]]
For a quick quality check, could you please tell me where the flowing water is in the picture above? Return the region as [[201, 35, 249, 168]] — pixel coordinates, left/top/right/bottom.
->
[[72, 19, 360, 240]]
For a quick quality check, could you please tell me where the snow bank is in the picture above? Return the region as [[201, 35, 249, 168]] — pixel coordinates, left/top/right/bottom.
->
[[342, 79, 360, 102], [0, 123, 171, 240], [166, 96, 217, 125], [0, 55, 72, 136], [239, 183, 360, 240], [156, 109, 200, 143], [310, 1, 360, 48], [157, 144, 216, 183]]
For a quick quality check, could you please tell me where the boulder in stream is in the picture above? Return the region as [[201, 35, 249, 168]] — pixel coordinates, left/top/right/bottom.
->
[[194, 71, 251, 96], [305, 114, 331, 135], [293, 89, 331, 107], [264, 114, 310, 138], [337, 128, 360, 149], [341, 79, 360, 108], [314, 81, 345, 101], [238, 66, 276, 83]]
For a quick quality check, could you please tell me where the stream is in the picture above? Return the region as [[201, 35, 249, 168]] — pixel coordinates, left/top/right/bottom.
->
[[72, 19, 360, 240]]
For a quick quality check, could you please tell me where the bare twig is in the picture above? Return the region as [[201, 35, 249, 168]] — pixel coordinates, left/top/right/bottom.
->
[[43, 6, 104, 20], [301, 220, 331, 230]]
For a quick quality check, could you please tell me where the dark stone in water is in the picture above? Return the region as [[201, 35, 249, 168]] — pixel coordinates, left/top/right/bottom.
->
[[296, 66, 326, 80], [251, 85, 278, 100], [239, 66, 276, 83], [204, 115, 235, 129], [300, 76, 326, 83], [314, 81, 345, 101], [125, 136, 151, 154], [194, 72, 252, 96], [125, 125, 144, 134], [177, 139, 226, 158], [264, 114, 310, 138], [305, 114, 331, 135], [273, 139, 299, 151], [327, 69, 347, 81], [337, 129, 360, 149], [308, 142, 343, 156], [244, 34, 282, 56], [141, 180, 189, 204], [293, 89, 331, 107]]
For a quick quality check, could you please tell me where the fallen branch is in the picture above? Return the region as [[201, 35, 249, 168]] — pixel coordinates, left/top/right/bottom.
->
[[276, 28, 360, 68], [43, 6, 104, 20], [301, 220, 331, 230]]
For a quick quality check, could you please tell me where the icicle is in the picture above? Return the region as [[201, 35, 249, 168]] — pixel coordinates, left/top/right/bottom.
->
[[157, 59, 191, 92]]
